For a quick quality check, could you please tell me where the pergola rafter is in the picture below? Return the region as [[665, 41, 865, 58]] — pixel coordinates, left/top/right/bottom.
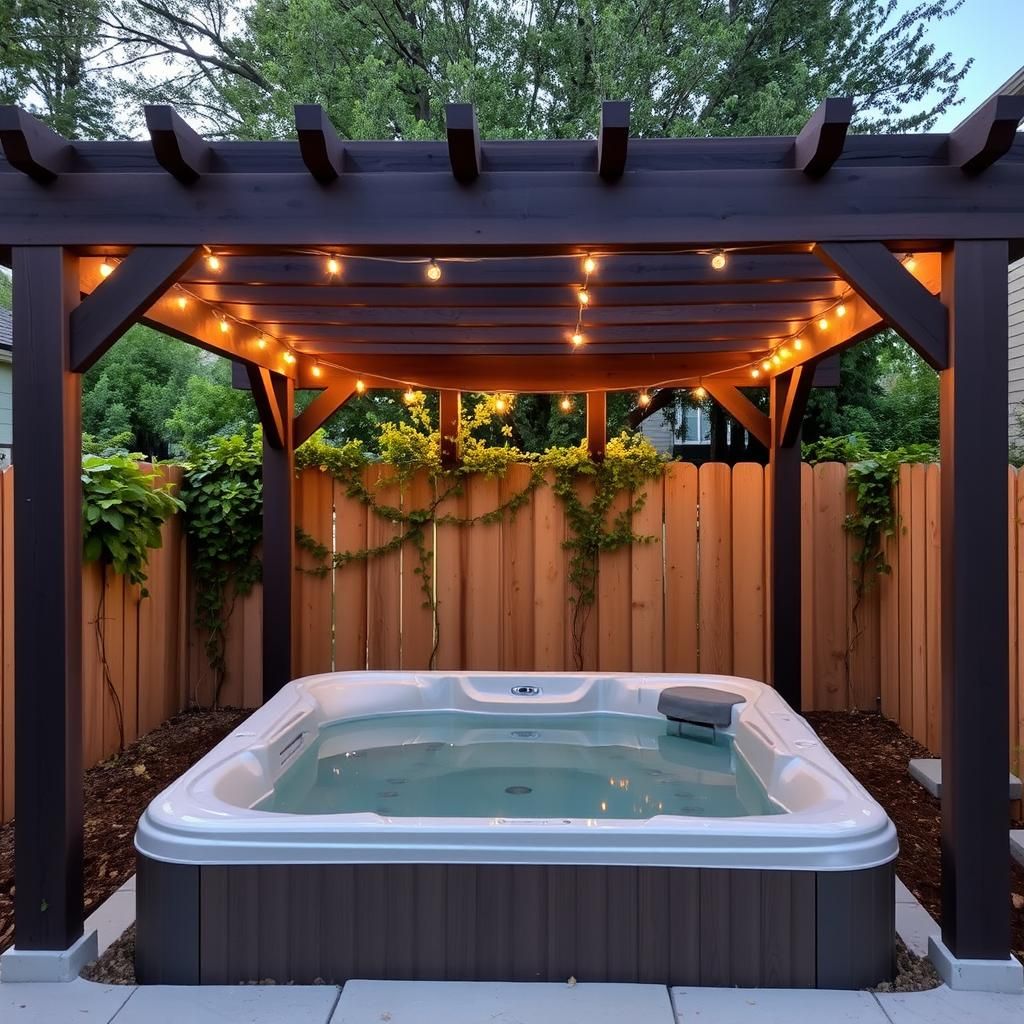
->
[[1, 95, 1022, 988]]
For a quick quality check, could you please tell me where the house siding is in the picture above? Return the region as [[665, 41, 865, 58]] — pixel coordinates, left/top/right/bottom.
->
[[1010, 258, 1024, 444]]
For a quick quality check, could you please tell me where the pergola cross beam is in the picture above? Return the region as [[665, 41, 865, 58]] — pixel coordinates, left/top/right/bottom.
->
[[295, 104, 345, 183], [948, 94, 1024, 176], [0, 105, 70, 182], [794, 97, 853, 177], [144, 105, 210, 184]]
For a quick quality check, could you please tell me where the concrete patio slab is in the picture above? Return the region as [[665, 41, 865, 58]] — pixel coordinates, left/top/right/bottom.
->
[[0, 978, 133, 1022], [908, 758, 1022, 800], [875, 984, 1024, 1023], [115, 984, 341, 1024], [331, 980, 676, 1024], [84, 885, 135, 958], [670, 987, 890, 1023]]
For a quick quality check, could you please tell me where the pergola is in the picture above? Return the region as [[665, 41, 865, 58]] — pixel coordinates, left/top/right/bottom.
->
[[1, 94, 1022, 979]]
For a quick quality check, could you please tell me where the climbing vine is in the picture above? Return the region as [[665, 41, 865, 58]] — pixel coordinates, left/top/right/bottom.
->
[[294, 395, 664, 670], [179, 430, 264, 706], [81, 443, 183, 747]]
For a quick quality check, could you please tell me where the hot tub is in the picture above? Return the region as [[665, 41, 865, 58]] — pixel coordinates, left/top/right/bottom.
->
[[135, 671, 897, 988]]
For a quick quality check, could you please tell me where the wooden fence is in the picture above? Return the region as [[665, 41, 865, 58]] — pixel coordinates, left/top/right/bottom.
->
[[2, 460, 1023, 823]]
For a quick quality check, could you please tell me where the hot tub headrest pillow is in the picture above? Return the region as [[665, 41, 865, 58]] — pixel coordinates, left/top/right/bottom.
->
[[657, 686, 745, 728]]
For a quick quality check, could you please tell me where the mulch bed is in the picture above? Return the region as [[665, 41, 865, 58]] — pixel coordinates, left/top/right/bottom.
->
[[0, 707, 249, 953], [805, 709, 1024, 966]]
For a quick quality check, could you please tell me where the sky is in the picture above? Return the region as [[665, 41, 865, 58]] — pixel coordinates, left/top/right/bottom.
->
[[900, 0, 1024, 129]]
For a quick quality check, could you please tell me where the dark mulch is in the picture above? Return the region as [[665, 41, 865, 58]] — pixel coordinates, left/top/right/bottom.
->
[[0, 707, 249, 953], [805, 710, 1024, 966]]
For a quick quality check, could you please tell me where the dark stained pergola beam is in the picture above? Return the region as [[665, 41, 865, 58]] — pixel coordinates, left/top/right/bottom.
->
[[7, 165, 1024, 247], [703, 381, 771, 449], [247, 365, 285, 448], [598, 101, 630, 181], [0, 106, 70, 183], [282, 324, 787, 346], [813, 242, 948, 370], [288, 341, 772, 358], [793, 97, 853, 177], [776, 364, 815, 448], [293, 376, 357, 446], [70, 246, 201, 372], [220, 299, 826, 327], [144, 105, 210, 184], [439, 390, 461, 467], [948, 94, 1024, 176], [185, 280, 845, 308], [446, 104, 481, 184], [180, 253, 837, 288], [295, 104, 345, 183], [77, 259, 298, 378], [586, 391, 607, 460]]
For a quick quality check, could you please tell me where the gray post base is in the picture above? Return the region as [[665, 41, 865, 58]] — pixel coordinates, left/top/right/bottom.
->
[[0, 929, 98, 983], [928, 935, 1024, 994]]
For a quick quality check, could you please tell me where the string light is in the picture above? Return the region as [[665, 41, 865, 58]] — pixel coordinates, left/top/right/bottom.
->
[[693, 384, 707, 400], [326, 255, 341, 275], [219, 317, 230, 333], [205, 252, 221, 271], [905, 254, 917, 272], [256, 335, 267, 349], [426, 259, 442, 282], [772, 353, 782, 367], [559, 395, 573, 413], [99, 260, 114, 278], [578, 288, 590, 305], [751, 368, 760, 379], [836, 304, 847, 318], [283, 351, 296, 364], [355, 379, 366, 394], [761, 359, 772, 371], [494, 396, 507, 414], [779, 346, 791, 360], [176, 294, 188, 311], [311, 362, 322, 378], [638, 390, 651, 407], [818, 317, 829, 330], [583, 254, 597, 274], [793, 337, 803, 351], [403, 387, 418, 404], [571, 330, 585, 347], [710, 250, 727, 271]]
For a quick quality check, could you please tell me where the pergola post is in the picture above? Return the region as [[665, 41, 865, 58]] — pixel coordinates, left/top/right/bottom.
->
[[933, 240, 1017, 982], [257, 372, 295, 701], [8, 247, 92, 971], [768, 370, 804, 710]]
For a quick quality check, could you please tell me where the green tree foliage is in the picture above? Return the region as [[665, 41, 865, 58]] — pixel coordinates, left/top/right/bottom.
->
[[164, 359, 258, 450], [0, 0, 116, 137]]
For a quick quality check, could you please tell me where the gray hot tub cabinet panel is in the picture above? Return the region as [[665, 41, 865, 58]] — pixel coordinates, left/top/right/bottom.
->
[[136, 854, 895, 988]]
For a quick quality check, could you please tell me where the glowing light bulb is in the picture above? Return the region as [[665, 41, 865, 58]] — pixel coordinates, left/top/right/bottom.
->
[[426, 260, 442, 282], [355, 379, 366, 394], [761, 360, 772, 371], [793, 337, 803, 351], [772, 353, 782, 366], [638, 390, 651, 407], [836, 304, 847, 318], [751, 368, 760, 379], [312, 363, 322, 378], [560, 395, 573, 413], [283, 351, 296, 364], [818, 317, 829, 330], [256, 335, 267, 349], [905, 254, 917, 272], [176, 295, 188, 311], [571, 331, 585, 347], [583, 255, 596, 274], [206, 253, 221, 271], [494, 397, 508, 414], [326, 256, 341, 275], [578, 288, 590, 305], [219, 318, 230, 333], [403, 388, 417, 404], [99, 261, 114, 278], [693, 385, 707, 400], [780, 346, 791, 359], [711, 251, 727, 271]]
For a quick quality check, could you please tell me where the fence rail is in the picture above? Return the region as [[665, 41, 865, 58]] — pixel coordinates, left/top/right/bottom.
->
[[1, 461, 1022, 823]]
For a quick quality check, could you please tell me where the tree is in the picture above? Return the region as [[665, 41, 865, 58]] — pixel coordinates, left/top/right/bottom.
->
[[0, 0, 117, 137], [164, 359, 257, 452]]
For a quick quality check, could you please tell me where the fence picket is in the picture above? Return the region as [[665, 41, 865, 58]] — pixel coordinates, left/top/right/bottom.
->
[[663, 463, 698, 672], [698, 463, 733, 674], [731, 464, 765, 682]]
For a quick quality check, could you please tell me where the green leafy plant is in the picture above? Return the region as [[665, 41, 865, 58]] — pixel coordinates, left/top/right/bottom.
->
[[179, 431, 264, 706], [81, 450, 183, 749]]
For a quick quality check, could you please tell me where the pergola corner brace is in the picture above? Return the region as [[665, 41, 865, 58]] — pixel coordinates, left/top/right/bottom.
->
[[703, 381, 771, 449], [293, 376, 358, 447]]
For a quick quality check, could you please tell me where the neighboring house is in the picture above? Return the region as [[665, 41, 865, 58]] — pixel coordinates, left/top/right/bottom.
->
[[0, 307, 10, 466], [639, 402, 714, 460]]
